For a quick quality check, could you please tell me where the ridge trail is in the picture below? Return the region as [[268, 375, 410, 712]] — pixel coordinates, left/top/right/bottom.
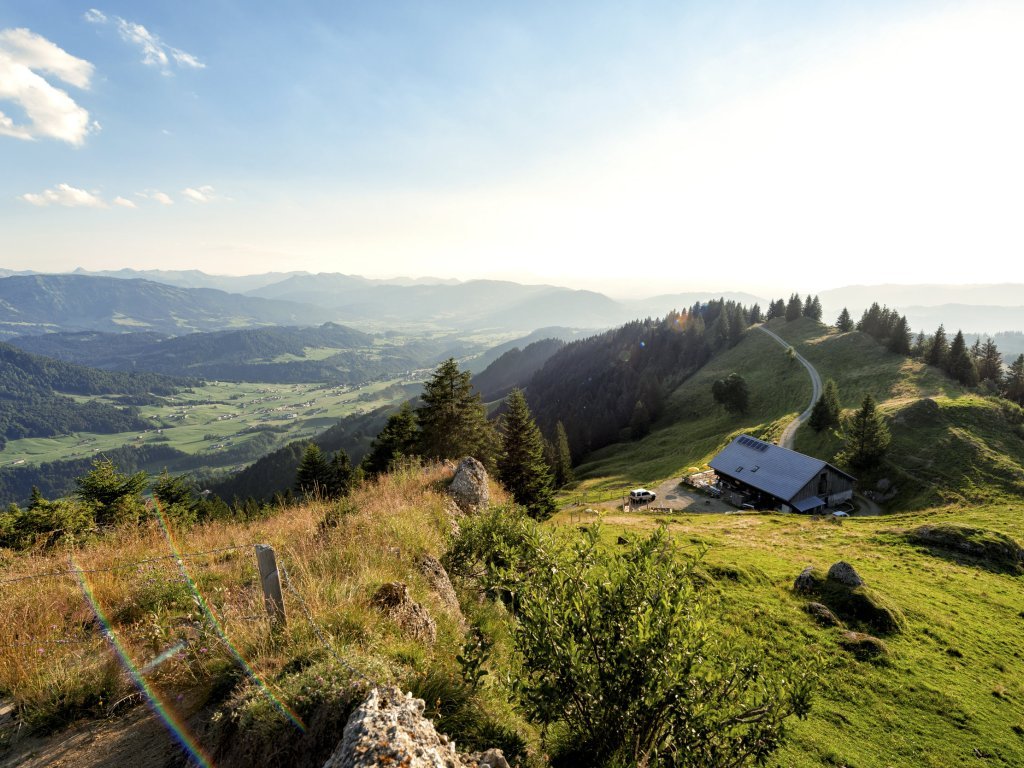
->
[[756, 325, 821, 449]]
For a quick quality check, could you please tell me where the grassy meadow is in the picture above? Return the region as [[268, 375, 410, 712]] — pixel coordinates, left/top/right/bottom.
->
[[1, 377, 415, 473]]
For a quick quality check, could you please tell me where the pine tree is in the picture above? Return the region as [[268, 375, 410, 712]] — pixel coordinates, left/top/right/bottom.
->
[[809, 379, 841, 432], [748, 303, 762, 324], [947, 330, 978, 386], [926, 324, 948, 368], [888, 316, 912, 356], [785, 294, 803, 321], [977, 338, 1004, 385], [1004, 355, 1024, 405], [497, 389, 555, 518], [803, 295, 822, 321], [328, 450, 354, 497], [553, 421, 574, 487], [362, 403, 418, 475], [152, 469, 195, 508], [416, 358, 497, 466], [911, 331, 926, 358], [844, 394, 891, 470], [76, 458, 148, 526], [295, 442, 331, 497], [836, 307, 854, 332]]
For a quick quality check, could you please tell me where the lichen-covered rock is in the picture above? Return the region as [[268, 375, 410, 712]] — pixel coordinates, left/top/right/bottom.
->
[[323, 687, 510, 768], [793, 566, 821, 594], [805, 601, 841, 627], [372, 582, 437, 644], [417, 553, 462, 617], [449, 457, 489, 513], [827, 561, 864, 587]]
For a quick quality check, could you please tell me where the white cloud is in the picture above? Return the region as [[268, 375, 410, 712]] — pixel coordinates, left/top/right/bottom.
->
[[182, 185, 217, 203], [137, 189, 174, 205], [85, 10, 204, 73], [112, 196, 136, 208], [20, 183, 106, 208], [0, 28, 96, 145]]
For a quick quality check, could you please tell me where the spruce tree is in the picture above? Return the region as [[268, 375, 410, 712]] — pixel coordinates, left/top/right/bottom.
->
[[912, 331, 927, 358], [416, 358, 497, 466], [1004, 355, 1024, 405], [748, 303, 762, 324], [328, 450, 354, 497], [809, 379, 841, 432], [803, 295, 822, 321], [844, 394, 891, 470], [711, 373, 749, 414], [497, 389, 555, 518], [977, 338, 1004, 385], [926, 324, 948, 368], [295, 442, 331, 497], [76, 458, 148, 526], [888, 316, 912, 355], [553, 421, 574, 487], [362, 403, 418, 475], [947, 330, 978, 386], [836, 307, 854, 332], [785, 294, 803, 321]]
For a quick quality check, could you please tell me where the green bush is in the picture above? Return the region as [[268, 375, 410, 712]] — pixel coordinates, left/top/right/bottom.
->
[[469, 520, 814, 767]]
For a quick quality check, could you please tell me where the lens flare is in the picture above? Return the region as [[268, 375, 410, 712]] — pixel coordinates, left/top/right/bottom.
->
[[72, 556, 214, 768], [151, 502, 306, 732]]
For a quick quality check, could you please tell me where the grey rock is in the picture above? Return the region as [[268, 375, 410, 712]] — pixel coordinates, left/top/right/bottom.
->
[[417, 554, 461, 615], [793, 566, 819, 594], [323, 686, 510, 768], [372, 582, 437, 645], [827, 561, 864, 587], [449, 457, 490, 513]]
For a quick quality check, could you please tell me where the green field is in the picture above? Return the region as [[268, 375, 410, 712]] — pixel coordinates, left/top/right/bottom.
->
[[1, 376, 418, 472]]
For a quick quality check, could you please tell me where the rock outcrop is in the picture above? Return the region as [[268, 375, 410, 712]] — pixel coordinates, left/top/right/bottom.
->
[[793, 566, 821, 594], [372, 582, 437, 644], [448, 457, 489, 513], [804, 601, 841, 627], [323, 687, 509, 768], [794, 561, 904, 635]]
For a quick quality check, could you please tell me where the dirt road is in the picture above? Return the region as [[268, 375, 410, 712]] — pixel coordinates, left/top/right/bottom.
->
[[756, 325, 821, 449]]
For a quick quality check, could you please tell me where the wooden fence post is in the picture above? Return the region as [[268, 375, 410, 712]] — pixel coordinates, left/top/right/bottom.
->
[[255, 544, 286, 627]]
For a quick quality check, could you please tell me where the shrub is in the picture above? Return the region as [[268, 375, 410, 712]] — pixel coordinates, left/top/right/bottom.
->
[[502, 525, 814, 767]]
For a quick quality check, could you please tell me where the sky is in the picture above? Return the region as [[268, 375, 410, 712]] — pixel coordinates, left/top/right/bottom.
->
[[1, 1, 1023, 297]]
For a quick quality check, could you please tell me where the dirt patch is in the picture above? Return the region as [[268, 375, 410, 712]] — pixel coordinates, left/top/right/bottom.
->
[[1, 706, 176, 768]]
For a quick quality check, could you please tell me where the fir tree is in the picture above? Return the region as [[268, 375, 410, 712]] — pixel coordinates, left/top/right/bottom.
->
[[416, 358, 497, 466], [844, 394, 891, 470], [553, 421, 574, 487], [76, 458, 148, 526], [362, 403, 418, 475], [803, 295, 822, 321], [911, 331, 927, 358], [785, 294, 803, 321], [977, 338, 1004, 385], [328, 450, 355, 497], [947, 330, 978, 386], [836, 307, 854, 332], [152, 469, 195, 509], [748, 303, 762, 324], [295, 442, 331, 497], [808, 379, 841, 432], [926, 324, 948, 368], [888, 316, 912, 356], [1004, 355, 1024, 405], [497, 389, 555, 518]]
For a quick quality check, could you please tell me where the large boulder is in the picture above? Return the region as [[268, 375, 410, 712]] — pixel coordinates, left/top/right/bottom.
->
[[793, 566, 822, 594], [323, 687, 509, 768], [804, 601, 841, 627], [827, 561, 864, 587], [449, 457, 489, 513], [372, 582, 437, 645]]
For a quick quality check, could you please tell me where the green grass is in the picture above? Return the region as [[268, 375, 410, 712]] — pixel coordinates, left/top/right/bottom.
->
[[571, 324, 810, 490], [2, 377, 416, 471]]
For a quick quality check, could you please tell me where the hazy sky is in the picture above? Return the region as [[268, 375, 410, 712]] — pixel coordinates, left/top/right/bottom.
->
[[2, 1, 1022, 296]]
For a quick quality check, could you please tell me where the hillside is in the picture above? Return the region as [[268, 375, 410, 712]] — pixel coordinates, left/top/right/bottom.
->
[[0, 342, 192, 448], [0, 275, 334, 339]]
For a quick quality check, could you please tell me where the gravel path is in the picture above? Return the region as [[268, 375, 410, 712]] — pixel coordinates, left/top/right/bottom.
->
[[757, 325, 821, 449]]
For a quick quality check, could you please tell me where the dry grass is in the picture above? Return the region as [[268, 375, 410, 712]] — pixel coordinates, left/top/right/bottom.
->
[[0, 461, 502, 740]]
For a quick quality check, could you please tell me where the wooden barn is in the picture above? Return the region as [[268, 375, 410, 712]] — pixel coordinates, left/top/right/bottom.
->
[[708, 435, 855, 513]]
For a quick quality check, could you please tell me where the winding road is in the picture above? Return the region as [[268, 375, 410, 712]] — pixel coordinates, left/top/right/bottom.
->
[[757, 326, 821, 449]]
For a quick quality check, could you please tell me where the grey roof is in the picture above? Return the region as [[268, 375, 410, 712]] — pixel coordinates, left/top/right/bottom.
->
[[791, 496, 826, 512], [709, 435, 853, 503]]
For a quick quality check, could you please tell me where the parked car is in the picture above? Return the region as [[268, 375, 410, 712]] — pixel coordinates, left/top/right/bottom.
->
[[831, 510, 850, 518], [629, 488, 656, 505]]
